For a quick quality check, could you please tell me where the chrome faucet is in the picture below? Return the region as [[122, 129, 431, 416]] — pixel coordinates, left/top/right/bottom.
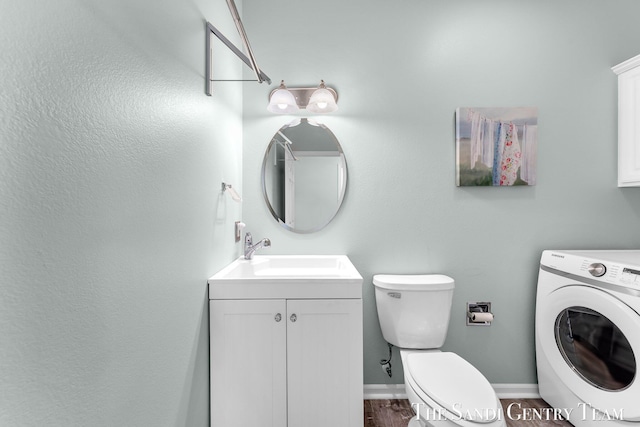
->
[[244, 232, 271, 260]]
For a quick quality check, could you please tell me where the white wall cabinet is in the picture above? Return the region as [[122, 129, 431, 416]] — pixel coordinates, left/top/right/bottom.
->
[[613, 54, 640, 187], [210, 298, 363, 427]]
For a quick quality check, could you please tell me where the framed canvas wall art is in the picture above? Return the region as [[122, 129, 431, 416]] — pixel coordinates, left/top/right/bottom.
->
[[456, 107, 538, 187]]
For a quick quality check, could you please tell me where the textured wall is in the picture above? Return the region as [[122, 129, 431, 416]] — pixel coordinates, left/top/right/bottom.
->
[[0, 0, 243, 425], [242, 0, 640, 386]]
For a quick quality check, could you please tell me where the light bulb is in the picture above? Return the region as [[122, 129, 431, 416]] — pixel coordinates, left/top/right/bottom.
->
[[278, 103, 288, 110], [317, 102, 328, 109]]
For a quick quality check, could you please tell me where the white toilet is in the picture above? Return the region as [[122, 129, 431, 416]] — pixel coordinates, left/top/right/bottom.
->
[[373, 274, 506, 427]]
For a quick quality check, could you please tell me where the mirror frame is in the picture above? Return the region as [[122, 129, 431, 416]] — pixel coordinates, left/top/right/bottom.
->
[[261, 119, 348, 234]]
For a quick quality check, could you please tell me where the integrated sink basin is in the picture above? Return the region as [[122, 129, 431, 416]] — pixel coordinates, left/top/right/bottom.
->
[[208, 255, 363, 299]]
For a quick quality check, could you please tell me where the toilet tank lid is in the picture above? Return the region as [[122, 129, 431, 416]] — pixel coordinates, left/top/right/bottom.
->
[[373, 274, 454, 291]]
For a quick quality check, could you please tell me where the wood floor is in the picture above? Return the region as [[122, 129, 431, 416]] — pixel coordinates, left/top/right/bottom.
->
[[364, 399, 413, 427], [364, 399, 573, 427]]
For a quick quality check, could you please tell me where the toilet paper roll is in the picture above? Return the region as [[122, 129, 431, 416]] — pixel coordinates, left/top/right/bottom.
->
[[470, 312, 493, 323]]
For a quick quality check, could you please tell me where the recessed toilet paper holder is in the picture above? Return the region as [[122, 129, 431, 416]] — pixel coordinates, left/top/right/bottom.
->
[[466, 302, 493, 326]]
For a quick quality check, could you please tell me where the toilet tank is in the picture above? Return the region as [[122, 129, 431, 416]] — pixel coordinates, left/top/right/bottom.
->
[[373, 274, 454, 349]]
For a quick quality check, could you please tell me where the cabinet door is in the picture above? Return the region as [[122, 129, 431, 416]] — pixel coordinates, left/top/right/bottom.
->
[[286, 299, 363, 427], [618, 65, 640, 187], [210, 300, 287, 427]]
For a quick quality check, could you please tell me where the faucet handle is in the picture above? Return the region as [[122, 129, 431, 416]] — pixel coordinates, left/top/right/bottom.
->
[[244, 232, 252, 245]]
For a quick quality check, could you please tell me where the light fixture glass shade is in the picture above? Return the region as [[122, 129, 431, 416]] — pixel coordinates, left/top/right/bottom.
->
[[307, 87, 338, 113], [267, 82, 299, 113]]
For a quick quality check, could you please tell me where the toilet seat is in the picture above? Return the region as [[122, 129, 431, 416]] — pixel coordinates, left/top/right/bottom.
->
[[406, 352, 500, 423]]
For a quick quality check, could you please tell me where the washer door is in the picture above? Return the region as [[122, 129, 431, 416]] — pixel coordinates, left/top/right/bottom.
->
[[538, 285, 640, 419]]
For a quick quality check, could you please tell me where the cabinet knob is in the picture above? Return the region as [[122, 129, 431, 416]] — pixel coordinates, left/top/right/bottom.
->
[[290, 313, 297, 322], [274, 313, 282, 322]]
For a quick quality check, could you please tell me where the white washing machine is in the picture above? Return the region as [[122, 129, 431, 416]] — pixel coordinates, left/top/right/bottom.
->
[[536, 250, 640, 427]]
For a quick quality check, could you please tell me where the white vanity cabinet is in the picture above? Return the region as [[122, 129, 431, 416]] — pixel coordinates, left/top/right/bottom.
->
[[613, 54, 640, 187], [209, 297, 363, 427]]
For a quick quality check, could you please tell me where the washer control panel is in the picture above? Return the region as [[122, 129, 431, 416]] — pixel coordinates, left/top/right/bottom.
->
[[541, 250, 640, 291]]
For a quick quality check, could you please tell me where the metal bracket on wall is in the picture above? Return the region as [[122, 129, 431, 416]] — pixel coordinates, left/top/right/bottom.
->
[[205, 0, 271, 95]]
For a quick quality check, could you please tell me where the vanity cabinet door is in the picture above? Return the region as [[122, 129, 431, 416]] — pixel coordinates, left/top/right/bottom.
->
[[286, 299, 363, 427], [209, 299, 287, 427]]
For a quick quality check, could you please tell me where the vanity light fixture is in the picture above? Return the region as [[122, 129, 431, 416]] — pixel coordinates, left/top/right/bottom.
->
[[267, 80, 338, 114]]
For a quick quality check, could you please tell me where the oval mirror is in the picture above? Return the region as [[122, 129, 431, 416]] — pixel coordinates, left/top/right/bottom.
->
[[261, 118, 347, 233]]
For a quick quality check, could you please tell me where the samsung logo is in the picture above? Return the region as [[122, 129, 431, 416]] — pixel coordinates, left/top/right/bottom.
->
[[551, 254, 565, 259]]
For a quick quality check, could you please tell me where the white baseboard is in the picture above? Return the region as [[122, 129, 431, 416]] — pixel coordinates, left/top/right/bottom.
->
[[491, 383, 540, 399], [363, 384, 407, 399], [364, 384, 539, 400]]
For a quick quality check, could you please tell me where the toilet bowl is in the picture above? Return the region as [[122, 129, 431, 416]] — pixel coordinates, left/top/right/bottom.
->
[[373, 274, 506, 427]]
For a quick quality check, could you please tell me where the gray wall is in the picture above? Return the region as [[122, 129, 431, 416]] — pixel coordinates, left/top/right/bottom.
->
[[0, 0, 243, 425], [242, 0, 640, 386]]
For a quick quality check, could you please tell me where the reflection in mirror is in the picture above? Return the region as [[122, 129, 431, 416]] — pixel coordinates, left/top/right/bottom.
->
[[262, 118, 347, 233]]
